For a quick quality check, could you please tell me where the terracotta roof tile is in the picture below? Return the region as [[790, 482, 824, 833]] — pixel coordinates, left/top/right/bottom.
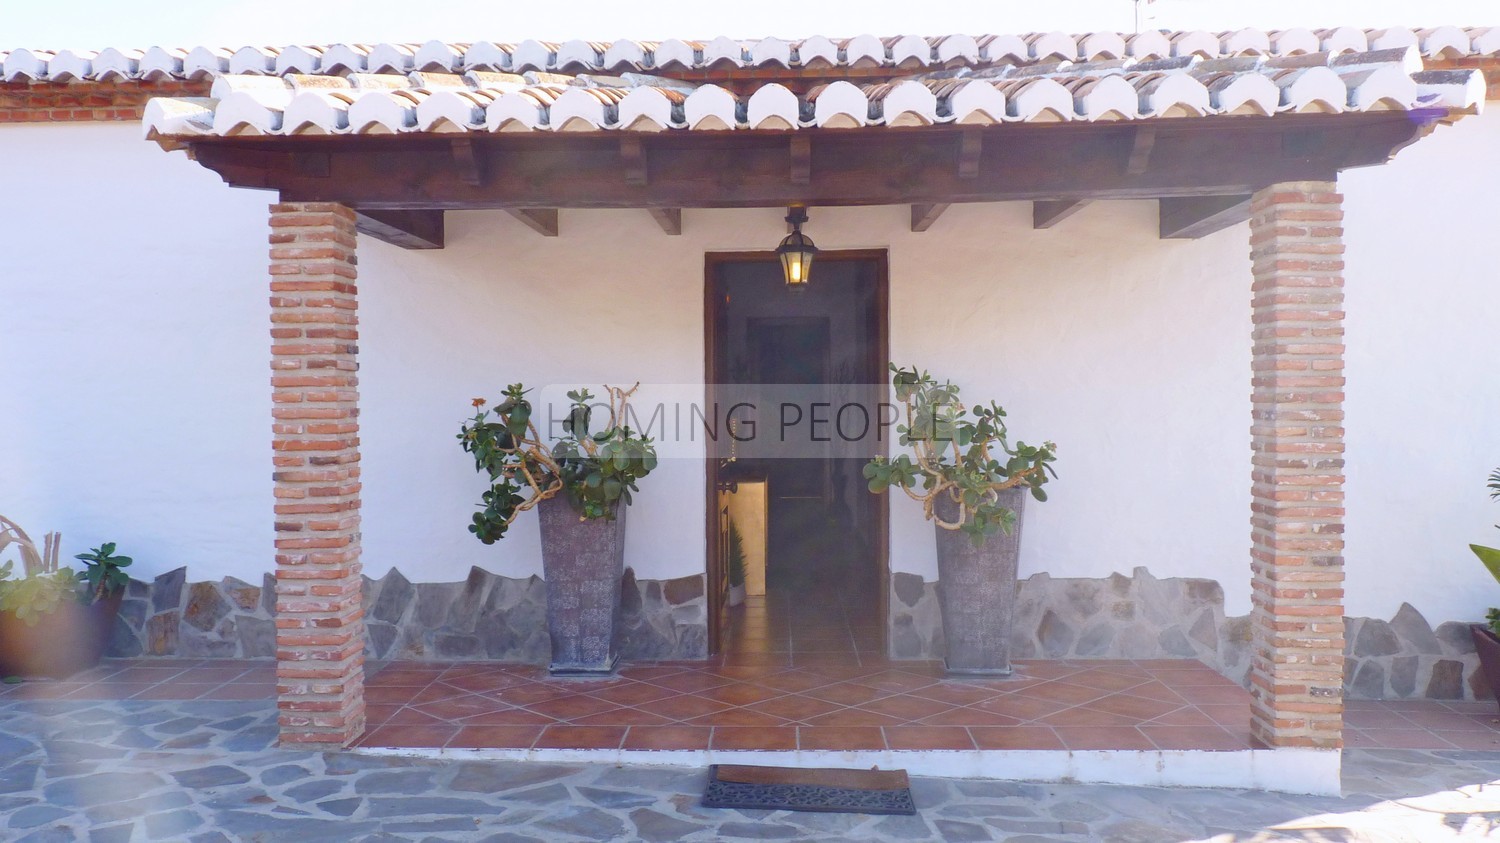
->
[[133, 42, 1485, 145]]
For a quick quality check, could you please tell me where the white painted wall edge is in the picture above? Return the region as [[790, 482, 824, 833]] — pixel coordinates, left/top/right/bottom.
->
[[355, 746, 1342, 796]]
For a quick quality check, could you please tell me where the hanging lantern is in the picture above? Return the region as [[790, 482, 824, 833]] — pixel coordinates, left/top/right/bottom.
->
[[776, 206, 818, 290]]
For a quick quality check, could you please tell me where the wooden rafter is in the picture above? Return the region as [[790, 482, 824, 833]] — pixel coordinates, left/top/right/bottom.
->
[[355, 209, 444, 249], [910, 203, 950, 232], [1032, 200, 1090, 229], [506, 208, 559, 237], [1159, 195, 1253, 239], [649, 207, 683, 235]]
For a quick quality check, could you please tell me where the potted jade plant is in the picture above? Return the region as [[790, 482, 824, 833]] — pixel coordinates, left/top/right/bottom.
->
[[1470, 466, 1500, 710], [460, 382, 656, 674], [0, 517, 133, 679], [864, 365, 1057, 675]]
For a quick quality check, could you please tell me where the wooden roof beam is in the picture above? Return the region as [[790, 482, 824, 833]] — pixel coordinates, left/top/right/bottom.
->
[[1159, 194, 1252, 239], [910, 203, 950, 232], [649, 207, 682, 235], [1033, 199, 1090, 229], [507, 208, 559, 236], [355, 209, 444, 250]]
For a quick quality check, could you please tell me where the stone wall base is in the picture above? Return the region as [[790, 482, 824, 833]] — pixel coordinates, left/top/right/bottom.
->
[[107, 566, 708, 663], [890, 567, 1491, 703]]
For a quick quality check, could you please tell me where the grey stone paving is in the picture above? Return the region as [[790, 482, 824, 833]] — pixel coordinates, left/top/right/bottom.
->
[[2, 698, 1499, 841]]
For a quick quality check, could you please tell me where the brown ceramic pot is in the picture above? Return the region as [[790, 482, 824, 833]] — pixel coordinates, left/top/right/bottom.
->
[[537, 495, 627, 675], [1471, 624, 1500, 712], [0, 591, 122, 679], [933, 489, 1025, 675]]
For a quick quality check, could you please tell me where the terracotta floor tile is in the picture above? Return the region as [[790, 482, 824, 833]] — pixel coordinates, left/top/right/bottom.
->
[[802, 682, 892, 707], [364, 684, 427, 705], [1144, 706, 1217, 728], [570, 708, 674, 727], [1039, 706, 1143, 728], [440, 671, 535, 693], [973, 694, 1070, 723], [685, 707, 789, 728], [1345, 709, 1419, 729], [906, 682, 1007, 707], [798, 726, 887, 750], [615, 665, 691, 680], [1398, 709, 1497, 731], [103, 667, 189, 682], [971, 725, 1065, 750], [792, 654, 873, 670], [363, 703, 401, 726], [1136, 659, 1211, 670], [854, 670, 941, 694], [1064, 669, 1152, 693], [458, 708, 557, 726], [180, 667, 254, 683], [1342, 728, 1379, 748], [647, 672, 737, 693], [63, 683, 155, 700], [646, 694, 732, 721], [753, 670, 831, 693], [487, 683, 579, 707], [623, 725, 711, 750], [129, 683, 219, 701], [411, 695, 510, 720], [367, 668, 446, 686], [1440, 731, 1500, 750], [919, 707, 1022, 728], [717, 653, 793, 668], [383, 706, 447, 726], [1170, 684, 1252, 705], [1012, 661, 1086, 680], [1079, 694, 1181, 720], [1120, 681, 1191, 705], [526, 693, 620, 721], [745, 694, 845, 723], [1141, 725, 1251, 751], [1054, 726, 1154, 751], [696, 682, 786, 707], [1023, 681, 1108, 706], [535, 725, 627, 750], [448, 725, 542, 749], [803, 708, 906, 728], [1199, 704, 1252, 727], [856, 694, 954, 723], [712, 726, 797, 750], [585, 682, 682, 707], [198, 683, 275, 701], [358, 723, 459, 749], [884, 726, 975, 750]]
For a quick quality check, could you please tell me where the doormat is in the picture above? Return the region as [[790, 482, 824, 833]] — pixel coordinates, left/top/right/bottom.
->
[[702, 765, 916, 815]]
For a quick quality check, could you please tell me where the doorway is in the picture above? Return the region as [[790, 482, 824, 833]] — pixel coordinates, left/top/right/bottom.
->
[[704, 250, 889, 659]]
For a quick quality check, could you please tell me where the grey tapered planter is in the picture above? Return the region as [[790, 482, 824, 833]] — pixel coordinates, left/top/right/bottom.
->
[[537, 495, 627, 675], [933, 489, 1025, 675]]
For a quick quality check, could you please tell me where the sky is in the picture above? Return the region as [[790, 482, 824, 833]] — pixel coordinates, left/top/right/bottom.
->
[[4, 0, 1499, 51]]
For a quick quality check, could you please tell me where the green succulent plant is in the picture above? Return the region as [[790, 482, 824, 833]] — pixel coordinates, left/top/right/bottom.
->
[[459, 383, 657, 544], [74, 542, 132, 602], [865, 364, 1057, 547], [0, 565, 79, 627]]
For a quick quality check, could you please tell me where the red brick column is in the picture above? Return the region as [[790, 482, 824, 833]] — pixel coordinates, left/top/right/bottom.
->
[[1247, 181, 1346, 749], [269, 202, 366, 748]]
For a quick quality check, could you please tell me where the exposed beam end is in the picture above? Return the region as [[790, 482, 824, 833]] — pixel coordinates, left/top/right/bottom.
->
[[649, 207, 683, 235], [355, 209, 444, 250], [507, 208, 559, 237], [1159, 195, 1252, 239], [910, 203, 951, 233], [1033, 199, 1090, 230]]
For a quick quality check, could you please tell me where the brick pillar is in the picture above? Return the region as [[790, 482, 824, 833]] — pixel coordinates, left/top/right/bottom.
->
[[269, 202, 365, 748], [1247, 181, 1346, 749]]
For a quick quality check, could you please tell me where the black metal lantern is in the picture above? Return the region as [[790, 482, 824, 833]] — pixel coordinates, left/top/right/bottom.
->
[[776, 206, 818, 290]]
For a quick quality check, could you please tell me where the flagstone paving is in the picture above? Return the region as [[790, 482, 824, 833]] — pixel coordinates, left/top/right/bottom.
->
[[2, 696, 1500, 841]]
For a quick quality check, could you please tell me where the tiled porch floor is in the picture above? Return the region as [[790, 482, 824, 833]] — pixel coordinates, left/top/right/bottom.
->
[[3, 656, 1498, 753]]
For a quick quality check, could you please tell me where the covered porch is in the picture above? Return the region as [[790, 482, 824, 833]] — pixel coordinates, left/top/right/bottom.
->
[[140, 43, 1485, 793]]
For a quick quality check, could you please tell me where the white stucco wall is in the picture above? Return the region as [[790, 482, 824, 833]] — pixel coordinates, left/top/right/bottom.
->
[[2, 113, 1497, 625]]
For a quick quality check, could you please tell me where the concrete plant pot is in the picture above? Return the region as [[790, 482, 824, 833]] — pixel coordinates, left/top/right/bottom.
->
[[537, 495, 627, 675], [1471, 624, 1500, 712], [933, 489, 1025, 675]]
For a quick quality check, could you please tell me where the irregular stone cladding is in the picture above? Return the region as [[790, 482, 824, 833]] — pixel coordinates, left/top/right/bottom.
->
[[890, 568, 1490, 702], [108, 565, 1484, 701], [107, 566, 708, 664]]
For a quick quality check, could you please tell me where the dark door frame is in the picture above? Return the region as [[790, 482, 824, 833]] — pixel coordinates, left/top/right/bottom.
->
[[702, 249, 891, 656]]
